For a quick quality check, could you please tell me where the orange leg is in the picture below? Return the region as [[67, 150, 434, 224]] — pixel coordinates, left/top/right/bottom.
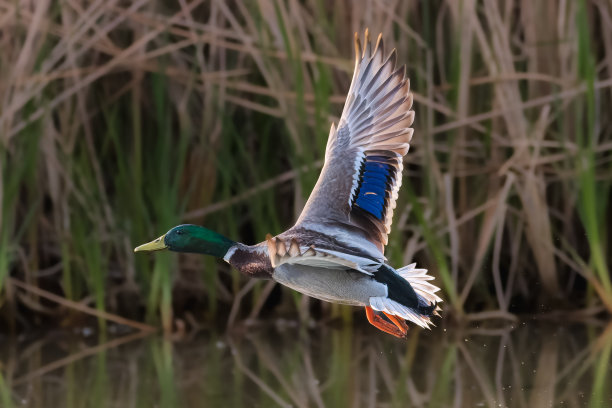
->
[[365, 306, 407, 339], [383, 312, 410, 334]]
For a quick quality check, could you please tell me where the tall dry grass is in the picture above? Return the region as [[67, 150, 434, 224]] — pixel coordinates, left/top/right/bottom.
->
[[0, 0, 611, 332]]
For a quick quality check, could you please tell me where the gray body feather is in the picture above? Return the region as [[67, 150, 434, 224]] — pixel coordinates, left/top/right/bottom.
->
[[272, 263, 387, 306]]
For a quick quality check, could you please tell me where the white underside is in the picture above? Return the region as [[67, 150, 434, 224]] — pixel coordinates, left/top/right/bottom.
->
[[272, 263, 387, 306]]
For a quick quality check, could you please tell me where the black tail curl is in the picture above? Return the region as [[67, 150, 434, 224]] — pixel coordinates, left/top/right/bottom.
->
[[418, 301, 438, 316]]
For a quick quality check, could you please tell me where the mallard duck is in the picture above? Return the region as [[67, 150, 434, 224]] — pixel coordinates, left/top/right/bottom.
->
[[135, 30, 442, 338]]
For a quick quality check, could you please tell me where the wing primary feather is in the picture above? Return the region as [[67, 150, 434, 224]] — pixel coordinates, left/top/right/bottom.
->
[[363, 28, 371, 58], [368, 78, 405, 116], [373, 111, 414, 135], [354, 32, 362, 64], [369, 97, 409, 125], [361, 51, 394, 96], [374, 33, 384, 56]]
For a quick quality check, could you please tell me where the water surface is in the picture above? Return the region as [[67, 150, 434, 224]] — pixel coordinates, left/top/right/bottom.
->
[[1, 320, 611, 407]]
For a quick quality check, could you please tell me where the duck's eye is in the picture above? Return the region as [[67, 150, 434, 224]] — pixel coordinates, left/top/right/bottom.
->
[[176, 230, 183, 235]]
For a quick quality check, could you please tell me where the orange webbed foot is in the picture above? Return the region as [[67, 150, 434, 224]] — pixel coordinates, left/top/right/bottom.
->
[[365, 306, 408, 339], [383, 312, 410, 334]]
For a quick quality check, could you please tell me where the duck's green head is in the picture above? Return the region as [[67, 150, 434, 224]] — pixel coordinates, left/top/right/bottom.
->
[[134, 224, 235, 258]]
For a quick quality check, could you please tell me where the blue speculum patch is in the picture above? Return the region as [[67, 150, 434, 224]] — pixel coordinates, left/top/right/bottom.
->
[[354, 157, 393, 219]]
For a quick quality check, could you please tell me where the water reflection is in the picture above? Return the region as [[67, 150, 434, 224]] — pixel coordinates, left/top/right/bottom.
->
[[1, 321, 610, 407]]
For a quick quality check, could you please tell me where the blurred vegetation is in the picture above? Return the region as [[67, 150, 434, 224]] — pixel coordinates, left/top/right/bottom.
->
[[0, 0, 611, 333]]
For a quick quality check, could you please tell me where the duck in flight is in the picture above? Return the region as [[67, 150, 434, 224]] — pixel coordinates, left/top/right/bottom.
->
[[135, 30, 442, 338]]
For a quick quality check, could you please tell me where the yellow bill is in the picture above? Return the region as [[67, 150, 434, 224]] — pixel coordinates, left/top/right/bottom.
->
[[134, 234, 167, 252]]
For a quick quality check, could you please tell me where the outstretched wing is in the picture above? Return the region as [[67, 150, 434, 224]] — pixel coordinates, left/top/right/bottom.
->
[[294, 30, 414, 255]]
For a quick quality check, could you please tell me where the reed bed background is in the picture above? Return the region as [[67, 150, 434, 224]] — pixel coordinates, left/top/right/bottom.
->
[[0, 0, 611, 333]]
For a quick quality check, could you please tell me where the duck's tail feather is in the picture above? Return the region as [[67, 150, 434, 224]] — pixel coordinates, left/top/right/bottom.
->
[[397, 263, 443, 316], [369, 296, 434, 328], [369, 263, 442, 329]]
